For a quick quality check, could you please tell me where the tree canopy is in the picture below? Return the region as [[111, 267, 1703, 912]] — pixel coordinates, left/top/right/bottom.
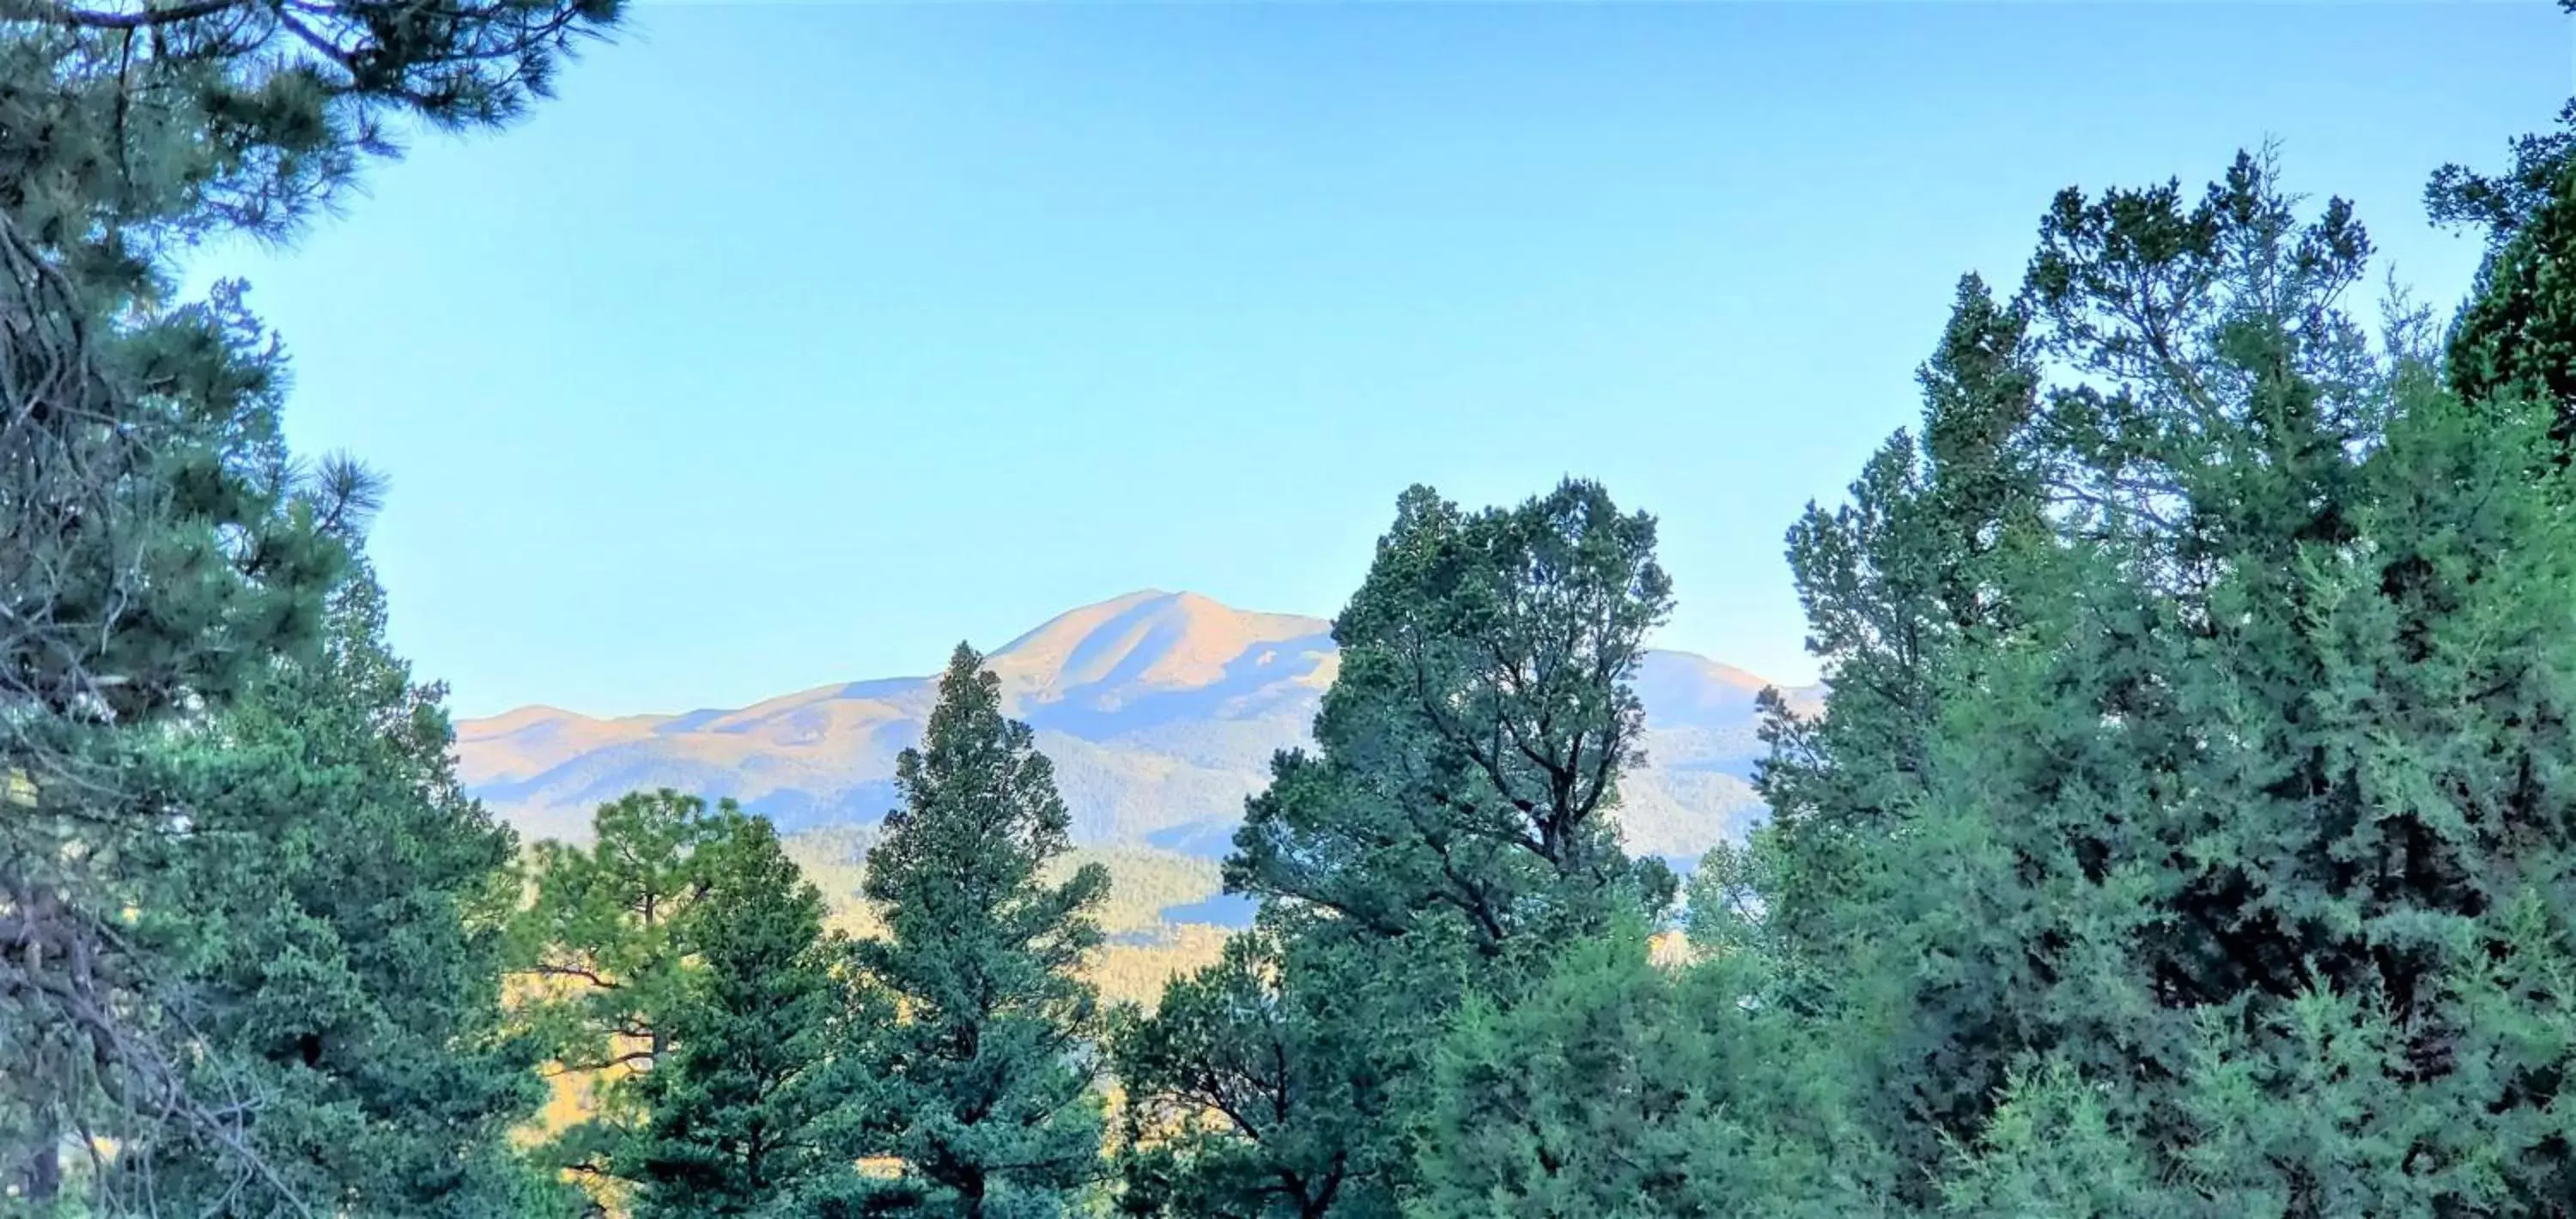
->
[[14, 4, 2576, 1214], [851, 644, 1109, 1219]]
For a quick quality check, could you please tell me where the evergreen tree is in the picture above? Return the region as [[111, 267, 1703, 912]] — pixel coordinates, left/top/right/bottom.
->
[[1753, 273, 2044, 975], [855, 644, 1109, 1219], [1228, 480, 1678, 959], [0, 276, 369, 1210], [1111, 914, 1430, 1219], [1769, 150, 2576, 1212], [2430, 92, 2576, 437], [517, 791, 872, 1215], [1670, 270, 2057, 1192], [629, 816, 870, 1218], [1399, 816, 1897, 1218], [1406, 913, 1863, 1219], [101, 570, 571, 1216], [0, 0, 616, 1199], [513, 790, 742, 1194], [1121, 480, 1677, 1217]]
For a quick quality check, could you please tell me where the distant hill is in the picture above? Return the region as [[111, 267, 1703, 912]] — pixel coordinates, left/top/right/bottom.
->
[[453, 590, 1814, 862]]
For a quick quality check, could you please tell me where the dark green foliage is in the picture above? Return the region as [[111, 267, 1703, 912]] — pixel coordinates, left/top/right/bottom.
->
[[2, 0, 621, 280], [629, 816, 869, 1217], [93, 571, 569, 1216], [1397, 841, 1901, 1219], [1393, 125, 2576, 1218], [1113, 913, 1440, 1219], [1753, 272, 2044, 979], [1409, 914, 1867, 1219], [854, 644, 1109, 1219], [2434, 100, 2576, 444], [0, 0, 617, 1200], [22, 3, 2576, 1213], [516, 791, 871, 1215], [513, 791, 738, 1180], [1121, 480, 1677, 1217], [516, 790, 735, 1091], [1720, 270, 2058, 1192], [0, 0, 624, 764], [1748, 149, 2576, 1214], [0, 258, 366, 1213], [1229, 480, 1678, 956]]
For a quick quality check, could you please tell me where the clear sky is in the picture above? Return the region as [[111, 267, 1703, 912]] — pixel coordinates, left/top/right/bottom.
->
[[183, 1, 2573, 719]]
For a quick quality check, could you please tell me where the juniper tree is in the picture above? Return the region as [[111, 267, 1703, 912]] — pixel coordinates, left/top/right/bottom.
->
[[1400, 368, 2072, 1217], [1406, 910, 1868, 1219], [1228, 480, 1678, 960], [1112, 913, 1438, 1219], [1751, 274, 2044, 978], [855, 644, 1109, 1219], [1772, 150, 2576, 1213], [1929, 318, 2576, 1218], [2430, 95, 2576, 436], [1121, 480, 1677, 1217]]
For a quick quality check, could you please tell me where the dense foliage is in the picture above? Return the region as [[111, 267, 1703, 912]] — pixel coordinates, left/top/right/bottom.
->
[[15, 0, 2576, 1212], [1113, 478, 1682, 1217], [513, 790, 860, 1214], [1737, 148, 2576, 1215], [110, 573, 568, 1215], [1121, 101, 2576, 1219], [846, 644, 1110, 1219], [0, 0, 616, 1202], [625, 816, 865, 1216]]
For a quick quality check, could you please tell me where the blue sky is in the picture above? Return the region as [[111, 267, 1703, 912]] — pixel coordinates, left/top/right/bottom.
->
[[185, 2, 2573, 718]]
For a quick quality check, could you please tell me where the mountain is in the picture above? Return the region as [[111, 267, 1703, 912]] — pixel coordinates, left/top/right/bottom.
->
[[453, 590, 1812, 861]]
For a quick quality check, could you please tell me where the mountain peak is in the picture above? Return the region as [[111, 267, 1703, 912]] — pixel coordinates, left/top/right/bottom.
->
[[988, 590, 1329, 695], [452, 590, 1789, 854]]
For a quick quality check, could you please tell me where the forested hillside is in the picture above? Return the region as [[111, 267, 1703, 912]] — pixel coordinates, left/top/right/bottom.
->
[[9, 1, 2576, 1216]]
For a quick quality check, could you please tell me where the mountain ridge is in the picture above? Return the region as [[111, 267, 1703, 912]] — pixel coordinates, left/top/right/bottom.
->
[[454, 590, 1811, 858]]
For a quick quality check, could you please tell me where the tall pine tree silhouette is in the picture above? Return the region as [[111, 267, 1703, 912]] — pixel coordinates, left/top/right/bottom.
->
[[858, 645, 1109, 1219]]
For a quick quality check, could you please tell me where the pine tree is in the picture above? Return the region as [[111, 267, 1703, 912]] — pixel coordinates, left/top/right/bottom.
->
[[629, 816, 871, 1218], [100, 570, 571, 1215], [0, 277, 369, 1210], [1, 0, 617, 1199], [855, 644, 1109, 1219], [1111, 913, 1431, 1219], [517, 792, 874, 1215], [514, 790, 743, 1193]]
